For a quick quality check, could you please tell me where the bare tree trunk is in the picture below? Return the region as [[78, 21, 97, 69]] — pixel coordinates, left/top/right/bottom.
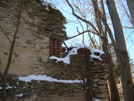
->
[[100, 0, 120, 100], [126, 0, 134, 26], [2, 3, 21, 101], [91, 0, 120, 100], [106, 0, 134, 101]]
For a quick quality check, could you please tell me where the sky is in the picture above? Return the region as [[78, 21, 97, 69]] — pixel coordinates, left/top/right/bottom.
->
[[44, 0, 134, 61]]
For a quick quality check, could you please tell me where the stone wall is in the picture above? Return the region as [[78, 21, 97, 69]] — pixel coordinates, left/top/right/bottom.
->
[[0, 48, 110, 101], [0, 0, 66, 76], [0, 1, 110, 101], [0, 75, 84, 101]]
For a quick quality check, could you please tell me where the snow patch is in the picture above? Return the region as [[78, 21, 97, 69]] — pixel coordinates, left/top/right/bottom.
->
[[16, 93, 23, 97], [19, 75, 82, 83], [0, 84, 16, 90], [6, 84, 13, 89], [49, 47, 78, 64], [0, 86, 2, 89], [41, 1, 59, 11], [93, 98, 101, 101], [94, 99, 100, 101], [49, 44, 105, 64]]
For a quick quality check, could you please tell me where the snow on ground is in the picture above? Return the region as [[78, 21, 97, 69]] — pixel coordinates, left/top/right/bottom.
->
[[49, 44, 105, 64], [19, 74, 83, 83]]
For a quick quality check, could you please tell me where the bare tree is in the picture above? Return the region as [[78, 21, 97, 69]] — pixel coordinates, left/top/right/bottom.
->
[[65, 0, 120, 100], [44, 0, 134, 101], [1, 0, 22, 100], [91, 0, 120, 100], [106, 0, 134, 101]]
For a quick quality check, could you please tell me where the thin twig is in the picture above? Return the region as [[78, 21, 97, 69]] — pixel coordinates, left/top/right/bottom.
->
[[0, 44, 10, 49], [65, 0, 99, 35], [122, 26, 134, 29], [2, 4, 22, 101], [64, 30, 98, 41]]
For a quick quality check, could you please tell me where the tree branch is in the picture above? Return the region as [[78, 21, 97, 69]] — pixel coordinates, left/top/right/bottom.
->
[[65, 0, 99, 35], [64, 30, 98, 41], [2, 6, 22, 101], [122, 26, 134, 29]]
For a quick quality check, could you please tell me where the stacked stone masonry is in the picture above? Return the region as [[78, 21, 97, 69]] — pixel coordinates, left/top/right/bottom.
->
[[0, 0, 66, 76], [0, 0, 110, 101], [0, 48, 110, 101], [0, 61, 109, 101]]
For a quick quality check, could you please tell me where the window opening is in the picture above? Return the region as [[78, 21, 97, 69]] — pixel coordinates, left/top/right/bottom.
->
[[49, 38, 66, 57]]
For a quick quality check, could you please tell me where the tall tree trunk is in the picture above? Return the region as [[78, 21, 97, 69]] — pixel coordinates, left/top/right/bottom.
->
[[92, 1, 120, 100], [2, 1, 21, 100], [126, 0, 134, 26], [106, 0, 134, 101]]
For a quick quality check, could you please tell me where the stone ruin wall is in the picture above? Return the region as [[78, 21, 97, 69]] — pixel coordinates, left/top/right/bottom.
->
[[0, 0, 66, 76], [0, 48, 110, 101], [0, 0, 110, 101]]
